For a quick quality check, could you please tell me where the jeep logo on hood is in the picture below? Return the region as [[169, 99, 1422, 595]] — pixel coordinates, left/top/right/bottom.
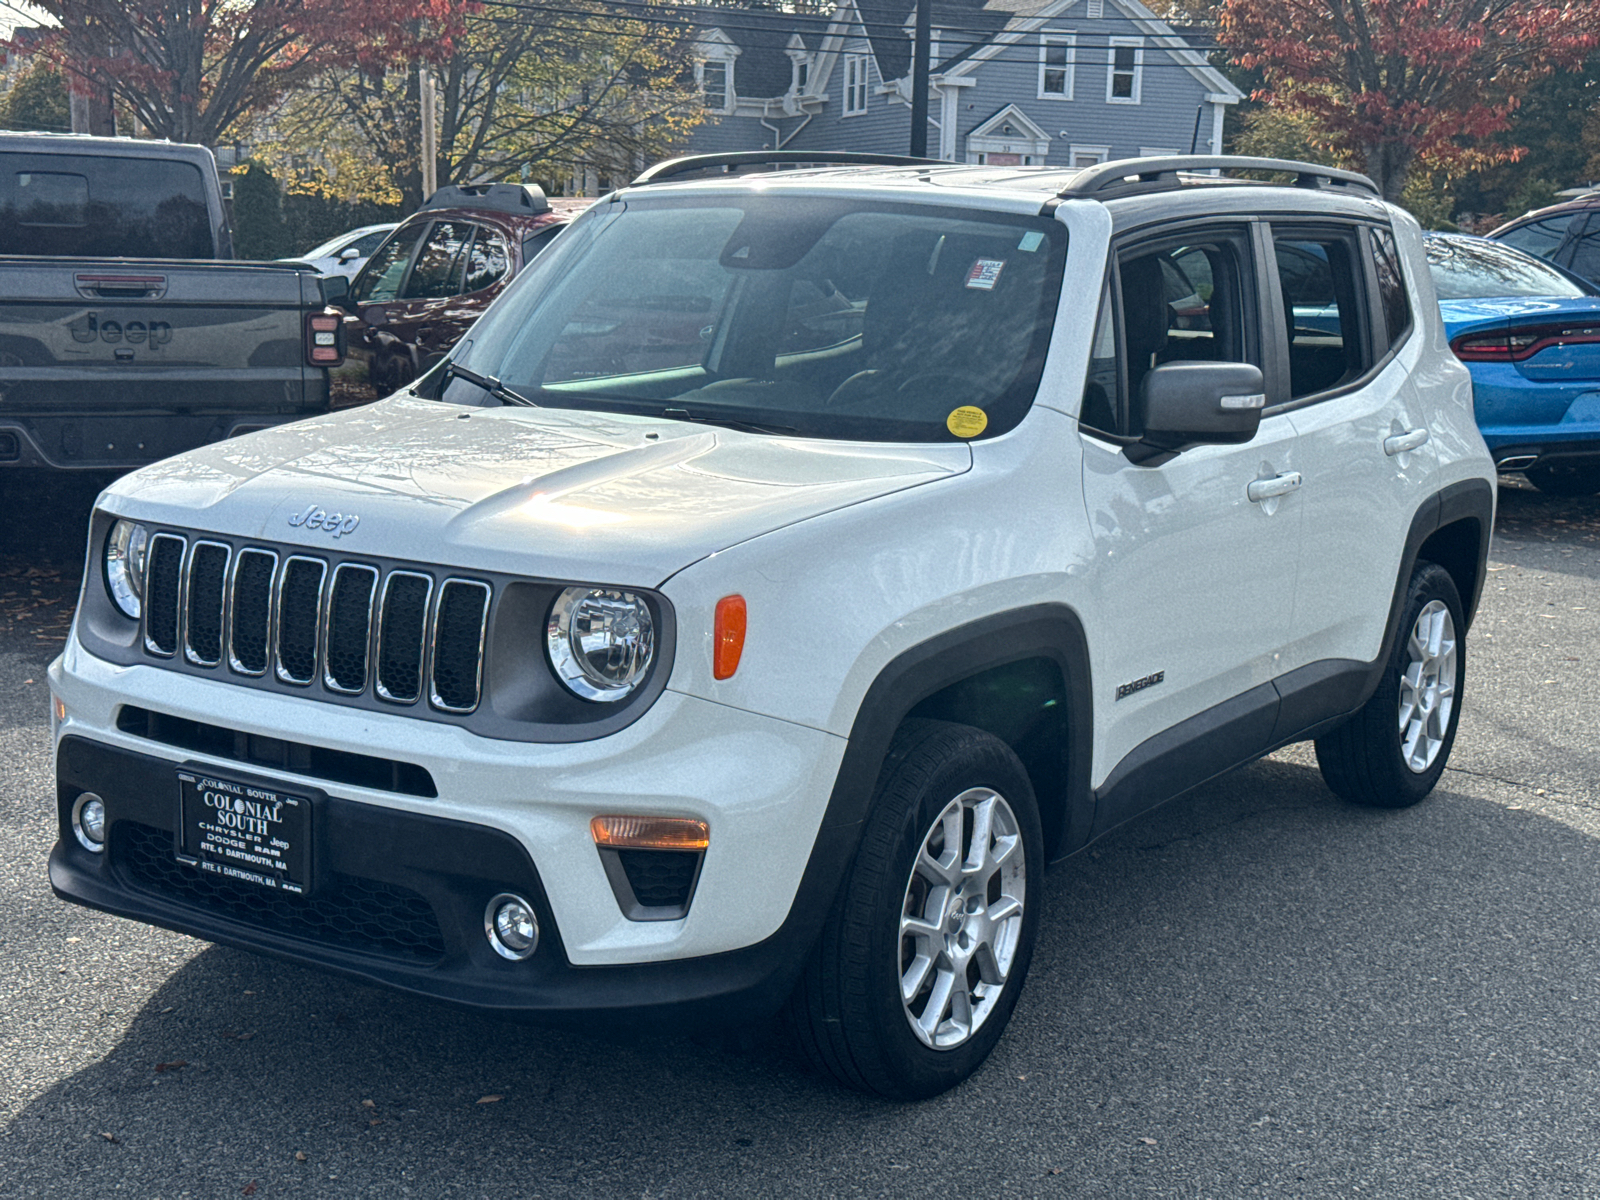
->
[[287, 504, 360, 538]]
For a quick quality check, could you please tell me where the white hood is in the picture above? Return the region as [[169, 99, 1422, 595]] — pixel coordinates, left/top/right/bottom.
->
[[102, 396, 972, 584]]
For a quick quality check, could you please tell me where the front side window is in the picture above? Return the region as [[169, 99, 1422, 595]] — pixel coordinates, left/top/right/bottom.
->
[[352, 223, 428, 305], [1040, 35, 1075, 99], [1113, 232, 1254, 436], [454, 197, 1067, 443], [1108, 39, 1142, 103], [843, 54, 869, 115], [1272, 230, 1371, 399]]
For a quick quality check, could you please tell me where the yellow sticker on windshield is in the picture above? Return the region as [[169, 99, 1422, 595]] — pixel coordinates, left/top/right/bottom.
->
[[946, 406, 988, 438]]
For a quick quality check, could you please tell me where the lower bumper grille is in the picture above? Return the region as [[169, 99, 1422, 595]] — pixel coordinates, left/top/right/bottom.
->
[[114, 821, 446, 963]]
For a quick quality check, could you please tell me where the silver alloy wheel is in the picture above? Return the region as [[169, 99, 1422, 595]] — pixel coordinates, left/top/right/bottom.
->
[[898, 786, 1027, 1050], [1398, 599, 1457, 774]]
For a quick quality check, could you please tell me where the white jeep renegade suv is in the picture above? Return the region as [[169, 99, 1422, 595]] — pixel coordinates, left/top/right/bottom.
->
[[49, 154, 1496, 1099]]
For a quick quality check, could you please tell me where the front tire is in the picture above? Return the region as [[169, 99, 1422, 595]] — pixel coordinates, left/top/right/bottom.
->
[[1315, 562, 1465, 808], [784, 720, 1043, 1099]]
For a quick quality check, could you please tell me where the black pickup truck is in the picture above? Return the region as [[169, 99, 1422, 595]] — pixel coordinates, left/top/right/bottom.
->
[[0, 133, 345, 472]]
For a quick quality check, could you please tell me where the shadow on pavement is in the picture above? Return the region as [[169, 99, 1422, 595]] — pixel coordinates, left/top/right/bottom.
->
[[10, 756, 1600, 1196]]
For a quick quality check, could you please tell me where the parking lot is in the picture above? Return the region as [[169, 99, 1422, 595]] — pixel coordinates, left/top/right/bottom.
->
[[2, 472, 1598, 1198]]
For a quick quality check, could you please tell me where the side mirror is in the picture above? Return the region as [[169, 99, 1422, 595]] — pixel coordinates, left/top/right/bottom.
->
[[1126, 361, 1265, 464], [338, 246, 361, 262], [320, 275, 350, 306]]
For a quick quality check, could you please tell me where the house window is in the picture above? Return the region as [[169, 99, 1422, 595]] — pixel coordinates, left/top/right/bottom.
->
[[1039, 35, 1075, 100], [700, 58, 732, 111], [792, 55, 811, 93], [1108, 38, 1142, 103], [842, 54, 868, 116], [1069, 145, 1110, 167]]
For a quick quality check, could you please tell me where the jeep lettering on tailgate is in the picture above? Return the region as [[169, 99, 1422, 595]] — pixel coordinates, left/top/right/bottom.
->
[[68, 313, 174, 347]]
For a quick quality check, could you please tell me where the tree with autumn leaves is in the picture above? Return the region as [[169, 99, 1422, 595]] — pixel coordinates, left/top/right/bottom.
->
[[1220, 0, 1600, 203], [20, 0, 465, 146]]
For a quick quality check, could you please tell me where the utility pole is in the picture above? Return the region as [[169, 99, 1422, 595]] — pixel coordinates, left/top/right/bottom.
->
[[909, 0, 932, 157], [420, 70, 439, 200]]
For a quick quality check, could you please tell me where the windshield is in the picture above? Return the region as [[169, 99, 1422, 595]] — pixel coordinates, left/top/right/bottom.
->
[[448, 195, 1067, 442], [1428, 235, 1589, 300]]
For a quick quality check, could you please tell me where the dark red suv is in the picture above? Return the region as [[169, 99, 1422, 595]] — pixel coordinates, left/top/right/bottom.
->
[[336, 183, 580, 394]]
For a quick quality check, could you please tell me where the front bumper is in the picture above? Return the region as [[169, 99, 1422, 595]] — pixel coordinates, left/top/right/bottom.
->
[[52, 737, 856, 1024]]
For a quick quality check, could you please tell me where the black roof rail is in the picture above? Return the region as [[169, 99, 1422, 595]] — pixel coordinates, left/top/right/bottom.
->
[[1056, 155, 1380, 200], [420, 182, 550, 216], [632, 151, 945, 186]]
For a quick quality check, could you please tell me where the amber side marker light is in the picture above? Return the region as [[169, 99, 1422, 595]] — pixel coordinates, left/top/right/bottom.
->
[[591, 815, 710, 851], [714, 594, 747, 680]]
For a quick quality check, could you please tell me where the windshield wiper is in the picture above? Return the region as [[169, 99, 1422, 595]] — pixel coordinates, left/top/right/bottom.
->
[[441, 361, 539, 408], [661, 407, 798, 436]]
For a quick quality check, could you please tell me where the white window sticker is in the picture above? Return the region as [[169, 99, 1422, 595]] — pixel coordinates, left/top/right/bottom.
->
[[966, 258, 1006, 290], [1018, 231, 1045, 252]]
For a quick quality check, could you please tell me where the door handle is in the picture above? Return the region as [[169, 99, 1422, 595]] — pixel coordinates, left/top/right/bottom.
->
[[1247, 472, 1303, 503], [1384, 428, 1429, 456]]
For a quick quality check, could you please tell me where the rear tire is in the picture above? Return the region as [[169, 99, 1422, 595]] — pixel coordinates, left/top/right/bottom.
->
[[1315, 562, 1465, 808], [1524, 463, 1600, 496], [784, 719, 1042, 1100]]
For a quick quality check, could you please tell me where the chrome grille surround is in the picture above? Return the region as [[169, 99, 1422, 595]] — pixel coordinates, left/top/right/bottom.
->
[[375, 571, 434, 706], [143, 533, 187, 658], [136, 536, 489, 719], [182, 540, 231, 668], [227, 548, 279, 677], [323, 563, 380, 695], [273, 555, 328, 687], [429, 579, 491, 714]]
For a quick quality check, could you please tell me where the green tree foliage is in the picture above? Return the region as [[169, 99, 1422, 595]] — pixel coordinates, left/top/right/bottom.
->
[[0, 62, 71, 132], [254, 1, 704, 210], [230, 160, 288, 259]]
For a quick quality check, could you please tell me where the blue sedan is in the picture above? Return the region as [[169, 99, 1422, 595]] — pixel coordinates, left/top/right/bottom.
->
[[1426, 233, 1600, 495]]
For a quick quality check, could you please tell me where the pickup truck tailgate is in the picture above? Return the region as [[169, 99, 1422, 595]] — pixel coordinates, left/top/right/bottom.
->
[[0, 258, 328, 469]]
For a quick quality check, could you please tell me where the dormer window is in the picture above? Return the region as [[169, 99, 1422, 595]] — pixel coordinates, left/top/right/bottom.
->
[[700, 58, 732, 110], [842, 54, 868, 116], [786, 38, 813, 96]]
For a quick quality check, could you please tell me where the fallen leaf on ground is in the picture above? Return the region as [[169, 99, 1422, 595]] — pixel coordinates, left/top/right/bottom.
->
[[155, 1060, 187, 1073], [361, 1099, 375, 1108], [243, 1183, 257, 1196], [159, 1007, 174, 1014], [100, 1132, 117, 1143], [1138, 1137, 1157, 1146], [295, 1151, 308, 1163], [476, 1094, 503, 1104]]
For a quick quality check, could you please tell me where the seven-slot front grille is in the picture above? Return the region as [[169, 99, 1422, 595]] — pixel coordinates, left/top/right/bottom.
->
[[141, 535, 490, 715]]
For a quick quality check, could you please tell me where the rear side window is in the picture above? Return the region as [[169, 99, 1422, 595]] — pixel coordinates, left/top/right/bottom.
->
[[1369, 227, 1412, 350], [1272, 230, 1370, 400], [0, 152, 213, 258], [464, 230, 511, 293], [402, 221, 472, 299], [1425, 235, 1588, 300]]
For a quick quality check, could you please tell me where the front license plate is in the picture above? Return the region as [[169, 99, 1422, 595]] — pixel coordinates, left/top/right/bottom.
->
[[176, 771, 311, 895]]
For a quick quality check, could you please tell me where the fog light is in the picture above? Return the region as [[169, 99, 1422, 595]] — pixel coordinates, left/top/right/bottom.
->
[[72, 792, 106, 853], [485, 893, 539, 960]]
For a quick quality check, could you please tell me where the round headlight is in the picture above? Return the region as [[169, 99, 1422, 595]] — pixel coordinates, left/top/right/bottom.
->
[[547, 587, 656, 702], [104, 519, 150, 619]]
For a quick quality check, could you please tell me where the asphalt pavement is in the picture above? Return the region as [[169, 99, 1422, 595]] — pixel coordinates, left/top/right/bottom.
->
[[2, 471, 1599, 1198]]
